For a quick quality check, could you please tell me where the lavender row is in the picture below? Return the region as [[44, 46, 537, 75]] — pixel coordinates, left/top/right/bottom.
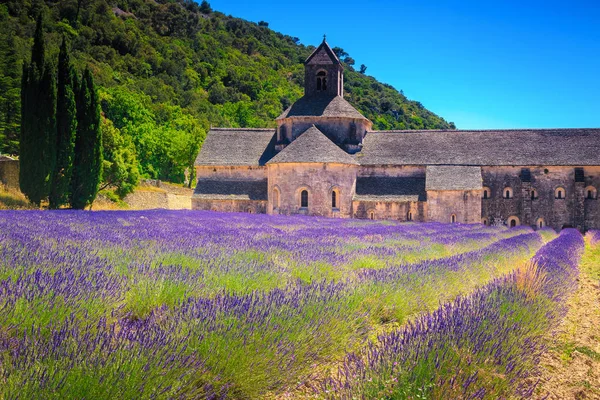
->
[[314, 229, 584, 399]]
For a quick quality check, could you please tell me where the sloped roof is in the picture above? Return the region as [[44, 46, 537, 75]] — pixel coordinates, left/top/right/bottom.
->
[[426, 166, 482, 191], [195, 128, 276, 166], [354, 177, 426, 202], [193, 179, 267, 201], [357, 129, 600, 166], [305, 40, 341, 65], [267, 125, 358, 165], [277, 95, 367, 120]]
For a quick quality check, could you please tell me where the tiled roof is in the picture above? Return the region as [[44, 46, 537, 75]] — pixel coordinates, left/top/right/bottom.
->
[[193, 179, 268, 201], [357, 129, 600, 166], [194, 128, 276, 166], [426, 166, 483, 191], [354, 177, 426, 202], [267, 126, 358, 165], [277, 95, 367, 120]]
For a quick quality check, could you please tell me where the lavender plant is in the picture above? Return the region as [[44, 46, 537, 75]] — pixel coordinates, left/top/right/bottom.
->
[[0, 210, 551, 398], [315, 229, 584, 399]]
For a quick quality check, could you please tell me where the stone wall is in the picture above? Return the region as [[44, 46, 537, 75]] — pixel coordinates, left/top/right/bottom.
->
[[267, 162, 357, 217], [482, 166, 600, 231], [125, 191, 169, 209], [352, 200, 426, 221], [0, 158, 19, 189], [192, 198, 267, 214], [427, 190, 482, 223], [124, 185, 192, 210]]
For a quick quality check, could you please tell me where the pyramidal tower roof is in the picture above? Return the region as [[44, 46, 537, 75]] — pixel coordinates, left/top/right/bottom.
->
[[304, 38, 342, 66], [267, 125, 358, 165]]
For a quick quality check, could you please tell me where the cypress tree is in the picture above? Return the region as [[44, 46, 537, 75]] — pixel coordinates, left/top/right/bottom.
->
[[49, 38, 77, 209], [19, 15, 56, 206], [70, 68, 102, 209]]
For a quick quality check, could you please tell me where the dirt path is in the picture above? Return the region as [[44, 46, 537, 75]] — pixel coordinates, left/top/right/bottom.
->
[[535, 241, 600, 400]]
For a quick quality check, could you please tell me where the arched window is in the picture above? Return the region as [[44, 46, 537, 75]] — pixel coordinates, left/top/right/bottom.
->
[[369, 211, 375, 220], [272, 187, 280, 209], [407, 211, 412, 221], [507, 216, 520, 228], [331, 190, 338, 208], [483, 187, 490, 200], [536, 218, 545, 229], [482, 217, 489, 226], [585, 186, 597, 200], [316, 71, 327, 91], [504, 187, 513, 199], [451, 214, 456, 223], [247, 207, 253, 214], [300, 190, 308, 208], [531, 189, 538, 200], [555, 187, 565, 199]]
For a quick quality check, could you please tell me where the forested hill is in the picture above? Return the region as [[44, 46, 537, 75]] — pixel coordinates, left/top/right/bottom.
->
[[0, 0, 455, 183]]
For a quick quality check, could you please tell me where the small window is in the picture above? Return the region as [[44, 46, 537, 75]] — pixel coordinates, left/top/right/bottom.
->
[[555, 187, 565, 200], [451, 214, 456, 223], [273, 188, 280, 208], [504, 187, 513, 199], [407, 211, 412, 221], [483, 187, 490, 200], [247, 207, 253, 214], [507, 216, 520, 228], [536, 218, 545, 229], [369, 211, 375, 220], [585, 186, 597, 200], [482, 217, 489, 226], [300, 190, 308, 208], [316, 71, 327, 91], [331, 189, 340, 208], [531, 189, 538, 200]]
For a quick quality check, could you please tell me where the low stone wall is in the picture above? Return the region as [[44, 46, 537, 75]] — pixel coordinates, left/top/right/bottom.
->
[[352, 200, 426, 221], [124, 191, 192, 210], [192, 198, 267, 214], [0, 158, 19, 189]]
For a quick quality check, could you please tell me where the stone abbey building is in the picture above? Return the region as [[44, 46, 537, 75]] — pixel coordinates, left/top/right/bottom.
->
[[193, 40, 600, 231]]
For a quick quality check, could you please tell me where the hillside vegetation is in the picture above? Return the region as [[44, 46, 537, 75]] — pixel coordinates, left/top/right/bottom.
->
[[0, 0, 455, 184]]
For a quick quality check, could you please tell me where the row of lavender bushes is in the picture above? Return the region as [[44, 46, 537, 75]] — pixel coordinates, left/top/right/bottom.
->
[[0, 211, 541, 398], [315, 229, 585, 399]]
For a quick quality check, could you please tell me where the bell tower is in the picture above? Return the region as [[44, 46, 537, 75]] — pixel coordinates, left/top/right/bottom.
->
[[304, 37, 344, 97]]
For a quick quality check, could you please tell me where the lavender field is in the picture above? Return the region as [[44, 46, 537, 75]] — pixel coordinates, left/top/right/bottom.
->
[[0, 211, 590, 399]]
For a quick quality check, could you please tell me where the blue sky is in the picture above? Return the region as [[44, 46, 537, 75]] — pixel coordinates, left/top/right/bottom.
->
[[208, 0, 600, 129]]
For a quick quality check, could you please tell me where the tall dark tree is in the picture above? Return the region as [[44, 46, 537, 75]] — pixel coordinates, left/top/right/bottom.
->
[[0, 9, 21, 156], [19, 15, 56, 206], [49, 38, 77, 209], [70, 68, 102, 209]]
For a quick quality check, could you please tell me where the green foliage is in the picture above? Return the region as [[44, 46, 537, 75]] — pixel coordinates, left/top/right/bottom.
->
[[19, 14, 57, 206], [100, 117, 139, 198], [0, 6, 21, 156], [70, 68, 102, 209], [49, 37, 77, 209], [5, 0, 454, 187]]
